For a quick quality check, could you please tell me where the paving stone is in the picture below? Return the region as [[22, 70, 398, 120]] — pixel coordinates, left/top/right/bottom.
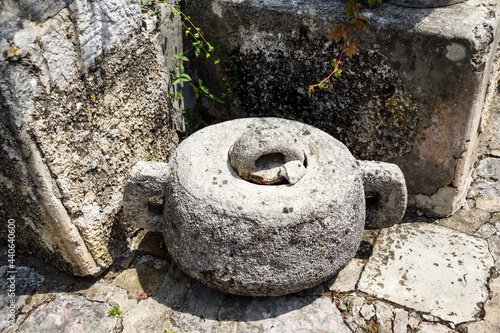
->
[[488, 234, 500, 272], [476, 158, 500, 181], [358, 223, 494, 323], [237, 295, 351, 332], [121, 298, 173, 333], [469, 180, 500, 197], [416, 322, 454, 332], [343, 315, 366, 333], [461, 320, 493, 333], [408, 311, 421, 330], [375, 301, 393, 333], [112, 255, 169, 297], [0, 266, 44, 331], [421, 314, 439, 322], [347, 293, 365, 315], [475, 194, 500, 213], [438, 207, 490, 235], [326, 258, 365, 292], [474, 224, 497, 238], [360, 303, 376, 320], [169, 282, 228, 333], [393, 308, 409, 333], [17, 293, 114, 333], [483, 276, 500, 331], [74, 282, 138, 311]]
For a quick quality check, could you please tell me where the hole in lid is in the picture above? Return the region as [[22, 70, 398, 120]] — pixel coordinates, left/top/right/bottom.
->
[[253, 153, 285, 171], [247, 153, 287, 185]]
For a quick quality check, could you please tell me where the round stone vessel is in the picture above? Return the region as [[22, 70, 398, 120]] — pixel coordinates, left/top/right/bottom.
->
[[124, 118, 407, 296]]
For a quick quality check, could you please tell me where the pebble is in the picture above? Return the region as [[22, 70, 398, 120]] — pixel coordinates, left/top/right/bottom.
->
[[375, 301, 393, 333], [360, 304, 376, 320], [393, 309, 409, 333]]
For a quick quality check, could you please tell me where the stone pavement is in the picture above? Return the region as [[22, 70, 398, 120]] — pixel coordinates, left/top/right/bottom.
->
[[1, 91, 500, 332]]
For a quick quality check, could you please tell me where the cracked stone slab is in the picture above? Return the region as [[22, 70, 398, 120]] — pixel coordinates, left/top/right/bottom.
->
[[17, 293, 114, 333], [0, 266, 44, 331], [358, 223, 494, 323], [326, 258, 365, 292], [237, 295, 351, 332], [141, 262, 350, 332]]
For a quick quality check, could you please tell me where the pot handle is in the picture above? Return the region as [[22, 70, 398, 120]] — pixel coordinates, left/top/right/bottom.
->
[[123, 161, 171, 232], [358, 160, 407, 229]]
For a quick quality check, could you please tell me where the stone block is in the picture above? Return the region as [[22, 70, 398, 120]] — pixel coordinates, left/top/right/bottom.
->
[[0, 0, 180, 275], [183, 0, 500, 216], [358, 223, 494, 323]]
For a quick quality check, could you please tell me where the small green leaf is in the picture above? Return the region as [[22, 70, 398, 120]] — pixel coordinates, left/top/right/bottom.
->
[[207, 42, 214, 52], [179, 73, 191, 82], [199, 79, 209, 94], [214, 59, 220, 64], [194, 47, 201, 58], [174, 53, 189, 61], [108, 305, 122, 318], [140, 0, 149, 5], [193, 33, 200, 38], [171, 77, 181, 85], [206, 53, 210, 59], [334, 69, 342, 77], [178, 64, 184, 75]]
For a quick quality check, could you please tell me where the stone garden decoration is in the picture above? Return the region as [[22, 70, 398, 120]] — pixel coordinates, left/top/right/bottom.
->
[[123, 118, 407, 296]]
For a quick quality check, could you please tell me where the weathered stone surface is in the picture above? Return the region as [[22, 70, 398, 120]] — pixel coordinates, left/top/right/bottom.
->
[[359, 160, 407, 229], [475, 194, 500, 212], [409, 186, 464, 217], [122, 298, 173, 333], [488, 234, 500, 272], [393, 308, 409, 333], [408, 311, 422, 330], [476, 158, 500, 181], [184, 0, 500, 217], [74, 282, 138, 312], [375, 301, 393, 333], [360, 303, 376, 321], [358, 223, 494, 323], [112, 255, 170, 297], [416, 322, 454, 332], [482, 276, 500, 331], [17, 294, 114, 333], [326, 258, 365, 292], [388, 0, 466, 8], [237, 296, 351, 333], [474, 223, 497, 238], [438, 207, 490, 235], [0, 0, 180, 275], [0, 266, 44, 331]]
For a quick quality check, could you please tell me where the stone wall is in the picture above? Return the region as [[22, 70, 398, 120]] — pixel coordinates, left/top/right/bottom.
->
[[184, 0, 500, 216], [0, 0, 181, 275]]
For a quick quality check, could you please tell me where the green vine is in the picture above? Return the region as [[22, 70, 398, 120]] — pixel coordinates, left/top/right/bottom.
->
[[308, 0, 383, 96], [141, 0, 239, 136]]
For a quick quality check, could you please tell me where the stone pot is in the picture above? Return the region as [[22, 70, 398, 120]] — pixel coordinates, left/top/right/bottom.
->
[[123, 118, 407, 296]]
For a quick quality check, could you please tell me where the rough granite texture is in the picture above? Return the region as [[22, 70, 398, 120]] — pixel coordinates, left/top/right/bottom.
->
[[0, 0, 179, 275], [125, 117, 407, 296]]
